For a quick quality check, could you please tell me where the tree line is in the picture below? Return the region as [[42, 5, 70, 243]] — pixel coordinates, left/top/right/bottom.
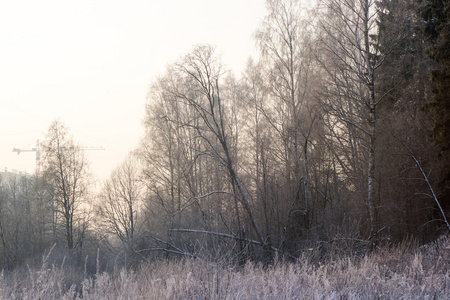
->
[[0, 0, 448, 270]]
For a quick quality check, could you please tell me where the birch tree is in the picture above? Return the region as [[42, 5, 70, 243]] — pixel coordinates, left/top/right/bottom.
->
[[316, 0, 389, 243]]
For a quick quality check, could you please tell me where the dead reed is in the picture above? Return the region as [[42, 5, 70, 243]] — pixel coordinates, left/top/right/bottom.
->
[[0, 235, 448, 299]]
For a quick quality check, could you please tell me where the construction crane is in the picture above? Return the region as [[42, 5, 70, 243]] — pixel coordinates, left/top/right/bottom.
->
[[12, 140, 104, 174]]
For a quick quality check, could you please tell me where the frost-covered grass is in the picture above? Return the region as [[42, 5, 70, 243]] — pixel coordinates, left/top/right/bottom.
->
[[1, 236, 449, 299]]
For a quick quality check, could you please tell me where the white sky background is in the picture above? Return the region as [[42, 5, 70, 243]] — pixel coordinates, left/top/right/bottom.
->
[[0, 0, 267, 181]]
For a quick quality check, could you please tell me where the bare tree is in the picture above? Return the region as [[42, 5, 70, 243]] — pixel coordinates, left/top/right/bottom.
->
[[138, 45, 278, 260], [40, 120, 91, 250], [139, 72, 205, 259], [253, 0, 331, 250], [171, 45, 266, 247], [97, 155, 144, 246], [0, 171, 53, 269], [316, 0, 392, 243]]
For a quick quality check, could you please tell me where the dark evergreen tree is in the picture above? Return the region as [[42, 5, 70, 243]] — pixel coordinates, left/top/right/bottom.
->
[[422, 0, 450, 222], [372, 0, 448, 241]]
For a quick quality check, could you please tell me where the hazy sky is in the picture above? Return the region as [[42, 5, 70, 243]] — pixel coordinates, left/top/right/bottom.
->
[[1, 0, 267, 181]]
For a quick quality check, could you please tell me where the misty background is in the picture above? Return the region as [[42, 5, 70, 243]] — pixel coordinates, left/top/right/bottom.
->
[[0, 0, 266, 180]]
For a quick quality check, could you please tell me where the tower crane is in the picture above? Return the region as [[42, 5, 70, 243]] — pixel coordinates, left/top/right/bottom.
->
[[12, 140, 104, 174]]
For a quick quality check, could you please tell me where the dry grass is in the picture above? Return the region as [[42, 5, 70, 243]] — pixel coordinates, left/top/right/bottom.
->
[[0, 236, 449, 299]]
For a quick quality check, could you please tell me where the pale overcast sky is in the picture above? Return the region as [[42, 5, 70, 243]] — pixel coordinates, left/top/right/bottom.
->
[[0, 0, 266, 181]]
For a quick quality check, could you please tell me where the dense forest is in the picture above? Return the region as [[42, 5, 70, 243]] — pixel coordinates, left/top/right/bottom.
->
[[0, 0, 449, 275]]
